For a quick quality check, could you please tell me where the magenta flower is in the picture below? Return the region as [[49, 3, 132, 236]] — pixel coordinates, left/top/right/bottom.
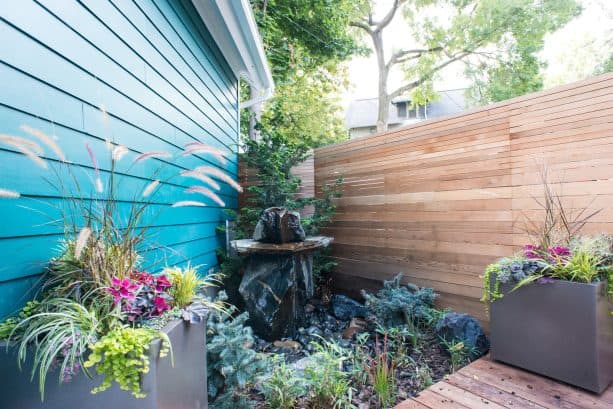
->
[[548, 246, 571, 258], [523, 244, 541, 259]]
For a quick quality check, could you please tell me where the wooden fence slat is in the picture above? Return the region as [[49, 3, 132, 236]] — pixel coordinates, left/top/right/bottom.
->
[[310, 73, 613, 325]]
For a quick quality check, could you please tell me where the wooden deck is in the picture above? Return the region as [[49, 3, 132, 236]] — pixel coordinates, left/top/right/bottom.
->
[[395, 356, 612, 409]]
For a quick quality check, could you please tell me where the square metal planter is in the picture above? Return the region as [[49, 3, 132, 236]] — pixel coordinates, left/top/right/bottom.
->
[[0, 318, 207, 409], [490, 279, 612, 393]]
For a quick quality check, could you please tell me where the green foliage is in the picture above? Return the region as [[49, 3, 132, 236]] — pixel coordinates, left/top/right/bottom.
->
[[165, 265, 220, 309], [439, 338, 478, 372], [413, 365, 434, 390], [480, 263, 504, 314], [11, 299, 101, 400], [0, 300, 40, 340], [247, 0, 367, 147], [252, 0, 367, 82], [207, 292, 268, 409], [262, 357, 305, 409], [84, 327, 171, 398], [458, 0, 581, 104], [545, 248, 601, 283], [260, 73, 350, 148], [235, 129, 343, 239], [376, 324, 420, 360], [362, 274, 438, 328], [304, 338, 355, 409]]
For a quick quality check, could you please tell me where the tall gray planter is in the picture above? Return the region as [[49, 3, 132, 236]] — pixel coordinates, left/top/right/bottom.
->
[[0, 318, 207, 409], [490, 280, 612, 393]]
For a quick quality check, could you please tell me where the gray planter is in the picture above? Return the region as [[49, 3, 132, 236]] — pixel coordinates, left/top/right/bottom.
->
[[0, 318, 207, 409], [490, 279, 612, 393]]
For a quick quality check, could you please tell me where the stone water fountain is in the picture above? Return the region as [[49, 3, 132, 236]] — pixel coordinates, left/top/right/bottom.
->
[[230, 207, 332, 341]]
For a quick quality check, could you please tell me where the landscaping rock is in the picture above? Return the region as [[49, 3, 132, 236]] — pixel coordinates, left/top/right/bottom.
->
[[291, 357, 312, 376], [329, 294, 369, 321], [435, 312, 489, 359], [239, 251, 313, 340], [253, 207, 306, 244]]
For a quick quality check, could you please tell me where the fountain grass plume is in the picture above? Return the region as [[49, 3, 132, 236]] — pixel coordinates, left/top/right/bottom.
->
[[21, 125, 66, 162], [180, 170, 221, 190], [194, 165, 242, 192], [185, 186, 225, 207]]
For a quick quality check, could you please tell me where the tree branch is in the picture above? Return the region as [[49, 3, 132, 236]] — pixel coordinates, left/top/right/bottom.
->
[[372, 0, 406, 31], [350, 19, 373, 34], [386, 47, 443, 69], [389, 51, 472, 99]]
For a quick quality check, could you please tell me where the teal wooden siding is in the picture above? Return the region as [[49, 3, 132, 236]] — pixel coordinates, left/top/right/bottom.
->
[[0, 0, 239, 318]]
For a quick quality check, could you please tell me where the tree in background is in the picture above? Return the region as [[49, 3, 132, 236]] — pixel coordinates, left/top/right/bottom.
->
[[247, 0, 368, 147], [351, 0, 581, 133]]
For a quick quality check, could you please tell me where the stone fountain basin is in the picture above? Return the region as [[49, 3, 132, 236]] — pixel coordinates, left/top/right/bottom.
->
[[231, 236, 333, 255]]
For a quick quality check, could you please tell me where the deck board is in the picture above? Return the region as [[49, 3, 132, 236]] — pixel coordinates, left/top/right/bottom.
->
[[395, 356, 612, 409]]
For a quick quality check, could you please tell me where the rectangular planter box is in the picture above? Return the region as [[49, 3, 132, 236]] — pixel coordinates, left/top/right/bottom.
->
[[490, 279, 612, 393], [0, 318, 207, 409]]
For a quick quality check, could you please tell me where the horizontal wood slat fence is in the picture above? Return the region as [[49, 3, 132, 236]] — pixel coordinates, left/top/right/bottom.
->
[[313, 73, 613, 326]]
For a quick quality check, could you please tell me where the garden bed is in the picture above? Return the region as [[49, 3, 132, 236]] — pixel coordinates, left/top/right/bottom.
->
[[206, 275, 489, 409]]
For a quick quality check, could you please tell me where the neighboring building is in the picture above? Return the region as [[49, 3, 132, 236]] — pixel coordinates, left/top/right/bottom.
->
[[345, 89, 467, 138], [0, 0, 272, 316]]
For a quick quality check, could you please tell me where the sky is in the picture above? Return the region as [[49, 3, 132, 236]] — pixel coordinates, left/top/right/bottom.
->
[[341, 0, 613, 107]]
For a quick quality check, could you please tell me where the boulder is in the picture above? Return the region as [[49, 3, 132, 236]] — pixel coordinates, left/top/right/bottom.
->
[[329, 294, 369, 321], [253, 207, 305, 244], [239, 251, 313, 340], [435, 312, 489, 359]]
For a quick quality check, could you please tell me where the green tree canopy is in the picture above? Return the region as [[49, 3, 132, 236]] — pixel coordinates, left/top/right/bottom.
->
[[247, 0, 368, 147], [352, 0, 581, 130]]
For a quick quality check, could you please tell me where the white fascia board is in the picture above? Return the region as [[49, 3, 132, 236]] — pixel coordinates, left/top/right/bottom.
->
[[191, 0, 274, 106]]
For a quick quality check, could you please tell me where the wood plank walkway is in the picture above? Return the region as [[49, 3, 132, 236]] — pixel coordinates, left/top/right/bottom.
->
[[395, 356, 612, 409]]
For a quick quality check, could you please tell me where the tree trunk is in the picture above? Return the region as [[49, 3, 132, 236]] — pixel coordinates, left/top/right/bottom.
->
[[373, 30, 390, 133]]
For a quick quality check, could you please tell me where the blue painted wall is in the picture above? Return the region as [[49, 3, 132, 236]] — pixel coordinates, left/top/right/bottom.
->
[[0, 0, 239, 318]]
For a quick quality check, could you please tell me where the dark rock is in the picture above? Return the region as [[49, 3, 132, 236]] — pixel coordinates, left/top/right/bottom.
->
[[307, 325, 323, 337], [239, 250, 314, 341], [253, 207, 306, 244], [435, 312, 489, 359], [329, 295, 369, 321]]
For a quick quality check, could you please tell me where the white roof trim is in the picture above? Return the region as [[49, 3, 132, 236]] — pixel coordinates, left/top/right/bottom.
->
[[192, 0, 274, 107]]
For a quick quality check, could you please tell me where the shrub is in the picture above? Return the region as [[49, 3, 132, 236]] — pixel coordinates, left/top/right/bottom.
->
[[84, 327, 171, 398], [362, 274, 437, 328], [207, 292, 268, 409]]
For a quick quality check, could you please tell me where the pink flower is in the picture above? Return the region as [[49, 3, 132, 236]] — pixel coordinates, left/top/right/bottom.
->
[[548, 246, 571, 258], [523, 244, 541, 259]]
